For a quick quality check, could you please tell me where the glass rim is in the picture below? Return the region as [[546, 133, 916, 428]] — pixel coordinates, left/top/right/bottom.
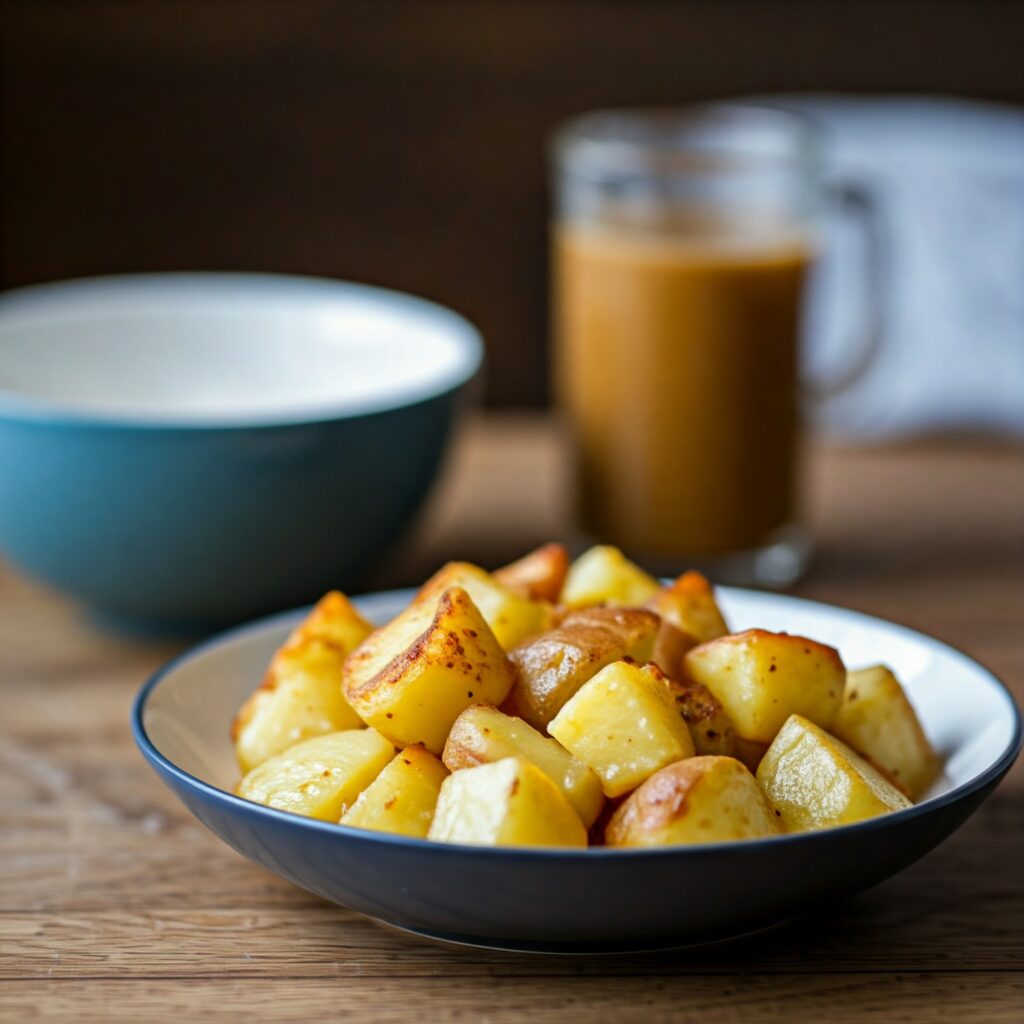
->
[[551, 103, 823, 179]]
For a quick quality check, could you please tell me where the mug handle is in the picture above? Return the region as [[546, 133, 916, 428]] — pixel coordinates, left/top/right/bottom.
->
[[804, 179, 888, 403]]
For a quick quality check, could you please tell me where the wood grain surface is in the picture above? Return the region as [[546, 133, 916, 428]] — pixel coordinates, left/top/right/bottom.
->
[[1, 414, 1022, 1022]]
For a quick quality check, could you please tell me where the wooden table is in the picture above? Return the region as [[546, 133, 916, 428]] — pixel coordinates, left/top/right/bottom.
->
[[2, 415, 1022, 1022]]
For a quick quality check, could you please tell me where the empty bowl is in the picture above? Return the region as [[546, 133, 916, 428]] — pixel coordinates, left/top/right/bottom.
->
[[133, 586, 1022, 952], [0, 274, 482, 626]]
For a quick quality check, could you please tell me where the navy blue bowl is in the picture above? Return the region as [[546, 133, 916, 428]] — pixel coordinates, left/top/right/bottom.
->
[[0, 274, 482, 626], [133, 587, 1022, 952]]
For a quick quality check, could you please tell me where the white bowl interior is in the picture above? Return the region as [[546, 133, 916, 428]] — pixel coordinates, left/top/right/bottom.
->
[[0, 274, 480, 424], [144, 587, 1018, 808]]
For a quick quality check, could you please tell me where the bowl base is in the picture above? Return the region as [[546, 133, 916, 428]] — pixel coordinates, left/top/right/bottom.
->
[[370, 915, 791, 956]]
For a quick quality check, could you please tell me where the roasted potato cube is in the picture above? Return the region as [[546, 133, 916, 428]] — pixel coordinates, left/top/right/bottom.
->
[[443, 705, 604, 827], [233, 591, 372, 772], [428, 757, 587, 847], [237, 728, 394, 821], [833, 665, 940, 800], [685, 630, 845, 745], [647, 571, 729, 645], [506, 606, 660, 730], [606, 756, 780, 847], [343, 587, 515, 753], [293, 589, 376, 652], [666, 676, 737, 758], [415, 561, 552, 649], [757, 714, 912, 831], [494, 543, 569, 603], [560, 545, 660, 609], [340, 745, 448, 837], [648, 571, 728, 672], [548, 662, 695, 797]]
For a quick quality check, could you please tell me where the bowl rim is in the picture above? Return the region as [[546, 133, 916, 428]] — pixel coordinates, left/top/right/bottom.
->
[[132, 585, 1023, 860], [0, 272, 484, 430]]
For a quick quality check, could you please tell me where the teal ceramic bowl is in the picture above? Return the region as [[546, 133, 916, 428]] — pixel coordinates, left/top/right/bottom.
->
[[0, 274, 482, 627]]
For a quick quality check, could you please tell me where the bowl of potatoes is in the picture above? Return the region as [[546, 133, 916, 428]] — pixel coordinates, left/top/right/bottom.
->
[[134, 544, 1021, 952]]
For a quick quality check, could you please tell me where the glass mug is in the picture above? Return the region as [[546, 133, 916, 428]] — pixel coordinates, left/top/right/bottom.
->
[[551, 105, 883, 586]]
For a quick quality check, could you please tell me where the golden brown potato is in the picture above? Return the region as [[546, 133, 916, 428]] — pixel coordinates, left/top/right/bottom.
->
[[232, 591, 372, 772], [428, 757, 587, 848], [291, 590, 376, 652], [493, 543, 570, 604], [340, 745, 448, 838], [342, 587, 515, 753], [505, 606, 660, 730], [443, 705, 604, 827], [665, 676, 737, 758], [237, 729, 395, 821], [606, 756, 780, 847], [548, 661, 695, 798], [647, 571, 729, 644], [415, 561, 552, 649], [833, 665, 940, 800], [685, 630, 845, 745], [560, 545, 660, 609], [757, 714, 912, 832]]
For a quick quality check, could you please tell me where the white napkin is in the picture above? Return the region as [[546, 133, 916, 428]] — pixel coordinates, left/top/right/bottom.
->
[[753, 95, 1024, 441]]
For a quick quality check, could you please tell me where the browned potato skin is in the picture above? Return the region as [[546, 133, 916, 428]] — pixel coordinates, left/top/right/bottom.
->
[[650, 620, 698, 681], [605, 761, 691, 846], [494, 543, 569, 604], [647, 571, 729, 645], [505, 606, 660, 730], [666, 676, 737, 758], [605, 756, 778, 847]]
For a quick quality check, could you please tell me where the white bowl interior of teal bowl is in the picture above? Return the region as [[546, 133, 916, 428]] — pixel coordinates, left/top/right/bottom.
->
[[0, 274, 482, 426], [143, 587, 1018, 817]]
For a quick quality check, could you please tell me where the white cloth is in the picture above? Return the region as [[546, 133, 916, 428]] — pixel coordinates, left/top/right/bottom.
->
[[753, 95, 1024, 440]]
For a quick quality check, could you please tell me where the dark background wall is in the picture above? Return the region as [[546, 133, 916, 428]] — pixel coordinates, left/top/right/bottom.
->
[[2, 1, 1023, 405]]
